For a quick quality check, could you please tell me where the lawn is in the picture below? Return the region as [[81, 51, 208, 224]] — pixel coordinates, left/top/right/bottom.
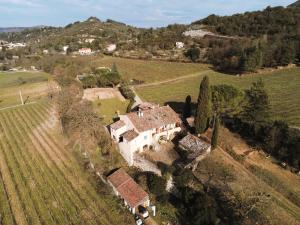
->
[[92, 98, 129, 125], [86, 56, 209, 83], [0, 71, 52, 108], [136, 67, 300, 126]]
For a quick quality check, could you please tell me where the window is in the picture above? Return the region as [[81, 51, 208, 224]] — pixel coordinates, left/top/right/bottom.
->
[[144, 135, 147, 140]]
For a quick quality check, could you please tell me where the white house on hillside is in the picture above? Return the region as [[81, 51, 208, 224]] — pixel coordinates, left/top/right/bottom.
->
[[79, 48, 92, 55], [106, 44, 117, 52], [110, 104, 182, 165], [176, 42, 184, 49]]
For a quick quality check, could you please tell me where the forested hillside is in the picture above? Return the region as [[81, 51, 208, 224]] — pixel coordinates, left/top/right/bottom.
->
[[289, 0, 300, 7], [192, 6, 300, 73]]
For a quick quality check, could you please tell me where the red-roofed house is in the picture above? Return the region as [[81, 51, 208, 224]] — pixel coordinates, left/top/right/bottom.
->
[[109, 104, 182, 165], [107, 168, 150, 214]]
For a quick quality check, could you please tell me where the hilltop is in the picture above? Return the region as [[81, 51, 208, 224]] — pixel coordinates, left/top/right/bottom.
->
[[289, 0, 300, 7], [0, 5, 299, 72]]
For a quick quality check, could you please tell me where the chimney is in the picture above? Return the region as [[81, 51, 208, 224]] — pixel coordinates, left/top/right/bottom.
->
[[137, 109, 144, 117]]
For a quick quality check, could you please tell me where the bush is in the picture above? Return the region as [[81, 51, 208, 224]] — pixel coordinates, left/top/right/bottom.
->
[[146, 172, 167, 197], [157, 161, 176, 177], [174, 169, 194, 188], [119, 84, 135, 100]]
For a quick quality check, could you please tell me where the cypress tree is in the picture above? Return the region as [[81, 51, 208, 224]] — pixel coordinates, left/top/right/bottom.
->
[[183, 95, 192, 118], [195, 76, 210, 134], [211, 116, 219, 150]]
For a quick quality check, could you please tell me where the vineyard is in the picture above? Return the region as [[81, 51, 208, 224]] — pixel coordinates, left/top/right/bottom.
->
[[0, 101, 132, 225]]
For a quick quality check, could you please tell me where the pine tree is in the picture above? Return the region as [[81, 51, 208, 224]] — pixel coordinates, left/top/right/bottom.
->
[[211, 116, 219, 150], [243, 78, 270, 122], [195, 76, 210, 134]]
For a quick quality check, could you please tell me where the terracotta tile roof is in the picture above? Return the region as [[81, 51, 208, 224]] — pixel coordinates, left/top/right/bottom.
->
[[110, 120, 126, 130], [107, 169, 149, 208], [107, 168, 131, 188], [179, 134, 211, 160], [127, 105, 181, 132], [138, 102, 159, 111], [122, 130, 139, 141]]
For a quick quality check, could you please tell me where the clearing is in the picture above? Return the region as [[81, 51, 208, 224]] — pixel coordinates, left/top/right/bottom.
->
[[83, 88, 125, 101]]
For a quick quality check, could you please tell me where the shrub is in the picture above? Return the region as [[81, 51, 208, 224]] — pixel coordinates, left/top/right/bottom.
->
[[174, 169, 194, 188], [146, 172, 167, 197], [157, 161, 176, 177], [119, 84, 135, 100]]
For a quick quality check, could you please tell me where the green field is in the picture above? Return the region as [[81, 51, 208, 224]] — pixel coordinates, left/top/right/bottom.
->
[[0, 71, 52, 108], [92, 98, 129, 125], [0, 101, 132, 225], [86, 56, 209, 83], [136, 67, 300, 126]]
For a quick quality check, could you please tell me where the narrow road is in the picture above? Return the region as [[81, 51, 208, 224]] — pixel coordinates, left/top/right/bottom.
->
[[133, 70, 211, 88]]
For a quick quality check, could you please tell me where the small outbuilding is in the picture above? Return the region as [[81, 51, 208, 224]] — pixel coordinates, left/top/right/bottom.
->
[[179, 134, 211, 171], [107, 168, 150, 214]]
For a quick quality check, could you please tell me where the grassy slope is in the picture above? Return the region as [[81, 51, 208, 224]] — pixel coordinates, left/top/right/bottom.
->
[[195, 127, 300, 224], [136, 67, 300, 126], [195, 148, 300, 224], [88, 56, 209, 83], [0, 71, 51, 108]]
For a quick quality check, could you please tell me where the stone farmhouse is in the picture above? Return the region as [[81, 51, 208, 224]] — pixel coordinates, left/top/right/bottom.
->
[[110, 104, 182, 165], [107, 168, 150, 214]]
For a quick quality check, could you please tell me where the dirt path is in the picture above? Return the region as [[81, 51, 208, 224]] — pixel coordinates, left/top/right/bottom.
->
[[133, 70, 210, 88]]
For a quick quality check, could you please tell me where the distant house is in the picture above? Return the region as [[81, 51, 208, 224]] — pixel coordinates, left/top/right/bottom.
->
[[78, 48, 92, 55], [179, 133, 211, 171], [106, 44, 117, 52], [110, 104, 181, 165], [85, 38, 95, 43], [175, 42, 184, 49], [63, 45, 69, 53], [107, 168, 150, 214]]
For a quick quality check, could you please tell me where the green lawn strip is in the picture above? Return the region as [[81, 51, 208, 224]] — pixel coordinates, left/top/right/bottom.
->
[[0, 114, 42, 225], [30, 104, 131, 225], [1, 112, 56, 225], [92, 98, 129, 125], [8, 109, 80, 225], [0, 169, 16, 225], [17, 106, 100, 225]]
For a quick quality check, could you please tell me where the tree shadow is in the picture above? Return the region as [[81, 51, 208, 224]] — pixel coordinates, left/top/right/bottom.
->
[[164, 101, 197, 114]]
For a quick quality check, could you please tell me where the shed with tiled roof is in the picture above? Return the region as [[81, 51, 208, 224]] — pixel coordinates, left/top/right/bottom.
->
[[107, 168, 150, 214]]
